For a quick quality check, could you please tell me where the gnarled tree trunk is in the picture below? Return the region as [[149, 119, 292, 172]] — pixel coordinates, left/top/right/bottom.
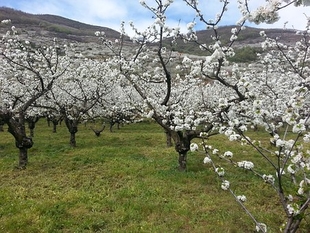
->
[[47, 115, 63, 133], [69, 131, 76, 147], [52, 120, 58, 133], [64, 118, 78, 147], [17, 141, 32, 168], [165, 130, 173, 147], [171, 130, 198, 171], [27, 116, 39, 137], [153, 114, 206, 171], [7, 117, 33, 168]]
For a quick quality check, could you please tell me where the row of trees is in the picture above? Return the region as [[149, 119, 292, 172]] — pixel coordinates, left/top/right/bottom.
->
[[0, 26, 137, 166], [1, 0, 310, 232]]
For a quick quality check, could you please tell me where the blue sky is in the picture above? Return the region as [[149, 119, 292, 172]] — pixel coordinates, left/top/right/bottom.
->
[[1, 0, 309, 35]]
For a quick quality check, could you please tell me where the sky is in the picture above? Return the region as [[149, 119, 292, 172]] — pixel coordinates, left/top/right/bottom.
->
[[1, 0, 309, 36]]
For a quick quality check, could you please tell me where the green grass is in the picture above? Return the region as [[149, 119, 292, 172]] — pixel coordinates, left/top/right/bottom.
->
[[0, 120, 309, 232]]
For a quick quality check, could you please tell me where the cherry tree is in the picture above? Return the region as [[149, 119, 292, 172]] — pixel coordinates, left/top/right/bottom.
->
[[0, 22, 72, 168], [181, 0, 310, 231], [45, 57, 116, 147], [96, 1, 219, 171], [96, 0, 310, 231], [97, 83, 143, 132], [192, 31, 310, 232], [45, 110, 63, 133]]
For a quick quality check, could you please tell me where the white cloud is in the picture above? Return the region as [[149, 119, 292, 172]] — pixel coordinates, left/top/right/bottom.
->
[[1, 0, 309, 33], [18, 0, 67, 16], [66, 0, 129, 20]]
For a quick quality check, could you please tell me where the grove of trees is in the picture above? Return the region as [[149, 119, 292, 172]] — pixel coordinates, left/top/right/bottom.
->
[[1, 0, 310, 232]]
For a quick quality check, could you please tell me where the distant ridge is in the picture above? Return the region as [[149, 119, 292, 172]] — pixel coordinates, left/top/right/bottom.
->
[[0, 7, 122, 42], [0, 7, 303, 57], [171, 25, 302, 55]]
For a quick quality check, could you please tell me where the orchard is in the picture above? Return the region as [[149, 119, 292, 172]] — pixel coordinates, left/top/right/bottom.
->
[[1, 0, 310, 232]]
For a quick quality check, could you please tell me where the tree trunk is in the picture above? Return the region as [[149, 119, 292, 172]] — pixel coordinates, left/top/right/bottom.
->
[[15, 137, 33, 168], [18, 147, 29, 169], [27, 116, 39, 137], [29, 127, 34, 137], [52, 120, 58, 133], [47, 115, 63, 133], [170, 130, 201, 171], [178, 151, 187, 171], [171, 131, 192, 171], [152, 116, 202, 171], [109, 122, 115, 132], [7, 117, 33, 169], [64, 118, 78, 147], [70, 132, 76, 147], [165, 130, 173, 147], [28, 121, 35, 137]]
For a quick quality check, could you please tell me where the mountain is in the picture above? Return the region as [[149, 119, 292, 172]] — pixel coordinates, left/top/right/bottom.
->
[[0, 7, 121, 43], [0, 7, 303, 60], [167, 26, 302, 56]]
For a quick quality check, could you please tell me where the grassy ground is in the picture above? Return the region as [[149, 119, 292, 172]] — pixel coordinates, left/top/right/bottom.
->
[[0, 120, 309, 232]]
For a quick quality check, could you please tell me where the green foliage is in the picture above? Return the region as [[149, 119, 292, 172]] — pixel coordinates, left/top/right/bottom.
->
[[0, 120, 309, 232], [228, 46, 262, 63], [46, 24, 74, 34]]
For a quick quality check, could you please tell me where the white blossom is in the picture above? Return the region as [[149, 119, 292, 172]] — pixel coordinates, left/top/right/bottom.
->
[[255, 222, 267, 233], [237, 195, 247, 202], [292, 122, 306, 133], [287, 194, 294, 202], [303, 133, 310, 143], [223, 151, 233, 158], [1, 19, 11, 24], [186, 22, 196, 31], [237, 161, 254, 170], [216, 167, 225, 177], [203, 156, 212, 164], [212, 149, 219, 154], [263, 174, 275, 184], [287, 203, 300, 216], [221, 180, 230, 190], [287, 164, 296, 174], [190, 143, 199, 152]]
